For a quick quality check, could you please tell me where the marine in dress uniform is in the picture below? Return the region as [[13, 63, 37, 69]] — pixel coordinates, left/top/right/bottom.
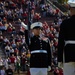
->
[[58, 0, 75, 75], [29, 22, 51, 75]]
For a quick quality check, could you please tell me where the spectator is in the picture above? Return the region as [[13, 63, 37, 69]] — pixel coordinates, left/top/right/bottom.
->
[[5, 65, 13, 75], [20, 54, 27, 71], [0, 66, 6, 75], [0, 57, 3, 66]]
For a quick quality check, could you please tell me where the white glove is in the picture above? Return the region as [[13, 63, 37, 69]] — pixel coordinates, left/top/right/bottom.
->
[[58, 62, 63, 69], [47, 66, 51, 71]]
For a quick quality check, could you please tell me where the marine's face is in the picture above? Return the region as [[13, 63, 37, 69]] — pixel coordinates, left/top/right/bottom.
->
[[33, 28, 41, 36]]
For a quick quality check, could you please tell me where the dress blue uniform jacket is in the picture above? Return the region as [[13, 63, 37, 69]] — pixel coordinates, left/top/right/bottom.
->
[[29, 36, 51, 68], [58, 15, 75, 63]]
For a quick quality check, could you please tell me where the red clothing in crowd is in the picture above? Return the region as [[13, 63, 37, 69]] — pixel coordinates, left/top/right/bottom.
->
[[10, 56, 16, 63], [54, 68, 63, 75], [54, 42, 58, 47], [49, 33, 54, 39], [56, 9, 59, 14], [11, 3, 16, 7], [54, 68, 60, 75], [22, 12, 28, 17], [7, 27, 12, 33], [59, 68, 63, 75], [34, 13, 41, 21], [14, 49, 19, 53], [20, 26, 25, 33]]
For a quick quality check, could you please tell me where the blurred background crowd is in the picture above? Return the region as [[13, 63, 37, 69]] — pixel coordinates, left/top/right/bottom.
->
[[0, 0, 68, 75]]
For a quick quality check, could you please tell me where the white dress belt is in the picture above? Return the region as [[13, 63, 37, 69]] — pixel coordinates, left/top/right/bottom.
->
[[31, 50, 47, 54], [65, 41, 75, 46]]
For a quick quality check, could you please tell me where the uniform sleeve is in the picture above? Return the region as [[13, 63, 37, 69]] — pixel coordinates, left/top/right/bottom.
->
[[47, 39, 51, 66], [58, 22, 65, 62], [29, 37, 33, 51]]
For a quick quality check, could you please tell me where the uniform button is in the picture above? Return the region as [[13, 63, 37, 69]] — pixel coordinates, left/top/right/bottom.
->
[[40, 45, 42, 47], [40, 48, 42, 49]]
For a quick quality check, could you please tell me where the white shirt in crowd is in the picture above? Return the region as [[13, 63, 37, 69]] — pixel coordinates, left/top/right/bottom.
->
[[0, 59, 3, 66]]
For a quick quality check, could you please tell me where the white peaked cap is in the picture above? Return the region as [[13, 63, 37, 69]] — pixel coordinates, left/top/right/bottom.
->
[[31, 22, 43, 29], [68, 0, 75, 7]]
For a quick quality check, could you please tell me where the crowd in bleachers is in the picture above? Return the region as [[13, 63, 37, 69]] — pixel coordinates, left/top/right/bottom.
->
[[0, 0, 68, 75]]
